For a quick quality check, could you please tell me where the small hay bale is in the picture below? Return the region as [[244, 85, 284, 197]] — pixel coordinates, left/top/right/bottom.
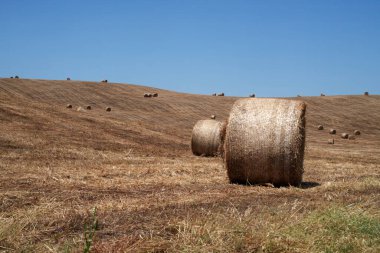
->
[[77, 106, 85, 112], [348, 135, 355, 140], [354, 130, 361, 135], [210, 115, 216, 119], [144, 93, 152, 98], [66, 104, 72, 109], [86, 105, 92, 110], [341, 133, 349, 139], [101, 79, 108, 83], [317, 125, 324, 130], [364, 91, 369, 96], [67, 77, 71, 81], [320, 93, 325, 96], [329, 129, 336, 134], [249, 94, 256, 98], [15, 76, 19, 79], [297, 95, 301, 97], [212, 93, 217, 96], [225, 98, 306, 186], [328, 139, 334, 144], [191, 120, 226, 157], [106, 107, 111, 112], [10, 76, 14, 79], [152, 93, 158, 97], [217, 93, 224, 96]]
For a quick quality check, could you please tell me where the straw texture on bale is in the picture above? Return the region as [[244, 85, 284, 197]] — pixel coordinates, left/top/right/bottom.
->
[[341, 133, 349, 139], [317, 125, 324, 130], [224, 98, 306, 186], [86, 105, 92, 110], [66, 104, 72, 109], [191, 120, 226, 157], [328, 139, 334, 144], [354, 130, 361, 135], [106, 107, 111, 112], [329, 129, 336, 134]]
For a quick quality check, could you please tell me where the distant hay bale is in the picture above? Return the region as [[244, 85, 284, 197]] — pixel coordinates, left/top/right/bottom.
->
[[152, 93, 158, 97], [86, 105, 92, 110], [67, 77, 71, 81], [77, 106, 85, 112], [10, 76, 14, 79], [329, 129, 336, 134], [317, 125, 324, 130], [348, 135, 356, 140], [364, 91, 369, 96], [101, 80, 108, 83], [224, 98, 306, 186], [210, 115, 216, 119], [341, 133, 349, 139], [297, 95, 301, 97], [14, 76, 19, 79], [212, 93, 216, 96], [328, 139, 334, 144], [144, 93, 152, 98], [106, 107, 111, 112], [249, 94, 255, 98], [320, 93, 325, 96], [217, 93, 224, 96], [354, 130, 361, 135], [191, 120, 226, 157], [66, 104, 72, 109]]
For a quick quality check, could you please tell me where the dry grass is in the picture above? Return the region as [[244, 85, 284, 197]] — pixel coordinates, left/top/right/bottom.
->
[[0, 78, 379, 252]]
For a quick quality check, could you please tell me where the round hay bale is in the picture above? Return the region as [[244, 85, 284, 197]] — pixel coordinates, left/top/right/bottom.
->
[[328, 139, 334, 144], [354, 130, 361, 135], [10, 76, 14, 79], [249, 94, 256, 98], [341, 133, 349, 139], [224, 98, 306, 186], [320, 93, 325, 96], [152, 93, 158, 97], [217, 93, 225, 96], [210, 115, 216, 120], [101, 79, 108, 83], [77, 106, 85, 112], [66, 77, 71, 81], [66, 104, 72, 109], [317, 125, 324, 130], [329, 129, 336, 134], [15, 76, 19, 79], [144, 93, 152, 97], [106, 107, 111, 112], [191, 120, 226, 157], [86, 105, 92, 110], [348, 135, 355, 140], [212, 93, 217, 96], [364, 91, 369, 96]]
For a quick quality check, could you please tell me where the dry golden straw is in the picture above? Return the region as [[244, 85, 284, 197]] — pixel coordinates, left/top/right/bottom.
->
[[191, 120, 226, 157], [224, 98, 306, 186]]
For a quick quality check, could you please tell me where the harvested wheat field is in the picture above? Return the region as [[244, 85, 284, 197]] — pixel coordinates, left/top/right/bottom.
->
[[0, 78, 379, 252]]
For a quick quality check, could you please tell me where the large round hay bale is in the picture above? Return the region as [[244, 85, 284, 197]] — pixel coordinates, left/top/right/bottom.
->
[[106, 107, 111, 112], [224, 98, 306, 186], [191, 120, 226, 157], [66, 104, 72, 109], [329, 129, 336, 134], [354, 130, 361, 135], [317, 125, 324, 130], [86, 105, 92, 110], [341, 133, 349, 139]]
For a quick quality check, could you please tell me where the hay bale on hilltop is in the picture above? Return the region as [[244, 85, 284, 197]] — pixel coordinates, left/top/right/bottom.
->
[[249, 94, 255, 98], [66, 104, 72, 109], [86, 105, 92, 110], [15, 76, 19, 79], [341, 133, 349, 139], [318, 125, 324, 130], [224, 98, 306, 186], [329, 129, 336, 134], [10, 76, 13, 79], [101, 80, 108, 83], [354, 130, 361, 135], [144, 93, 152, 98], [152, 93, 158, 97], [328, 139, 334, 144], [212, 93, 217, 96], [106, 107, 111, 112], [191, 120, 226, 157], [67, 77, 71, 81], [320, 93, 325, 96], [217, 93, 224, 96], [364, 92, 369, 96]]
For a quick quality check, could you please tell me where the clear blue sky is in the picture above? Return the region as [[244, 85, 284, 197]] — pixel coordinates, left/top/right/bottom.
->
[[1, 0, 379, 97]]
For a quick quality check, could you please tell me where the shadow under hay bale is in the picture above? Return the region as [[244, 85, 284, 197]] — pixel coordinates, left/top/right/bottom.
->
[[318, 125, 324, 130], [66, 104, 72, 109], [191, 120, 226, 157], [106, 107, 111, 112], [354, 130, 361, 135], [328, 139, 334, 144], [224, 98, 306, 186], [329, 129, 336, 134], [341, 133, 349, 139], [86, 105, 92, 110]]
